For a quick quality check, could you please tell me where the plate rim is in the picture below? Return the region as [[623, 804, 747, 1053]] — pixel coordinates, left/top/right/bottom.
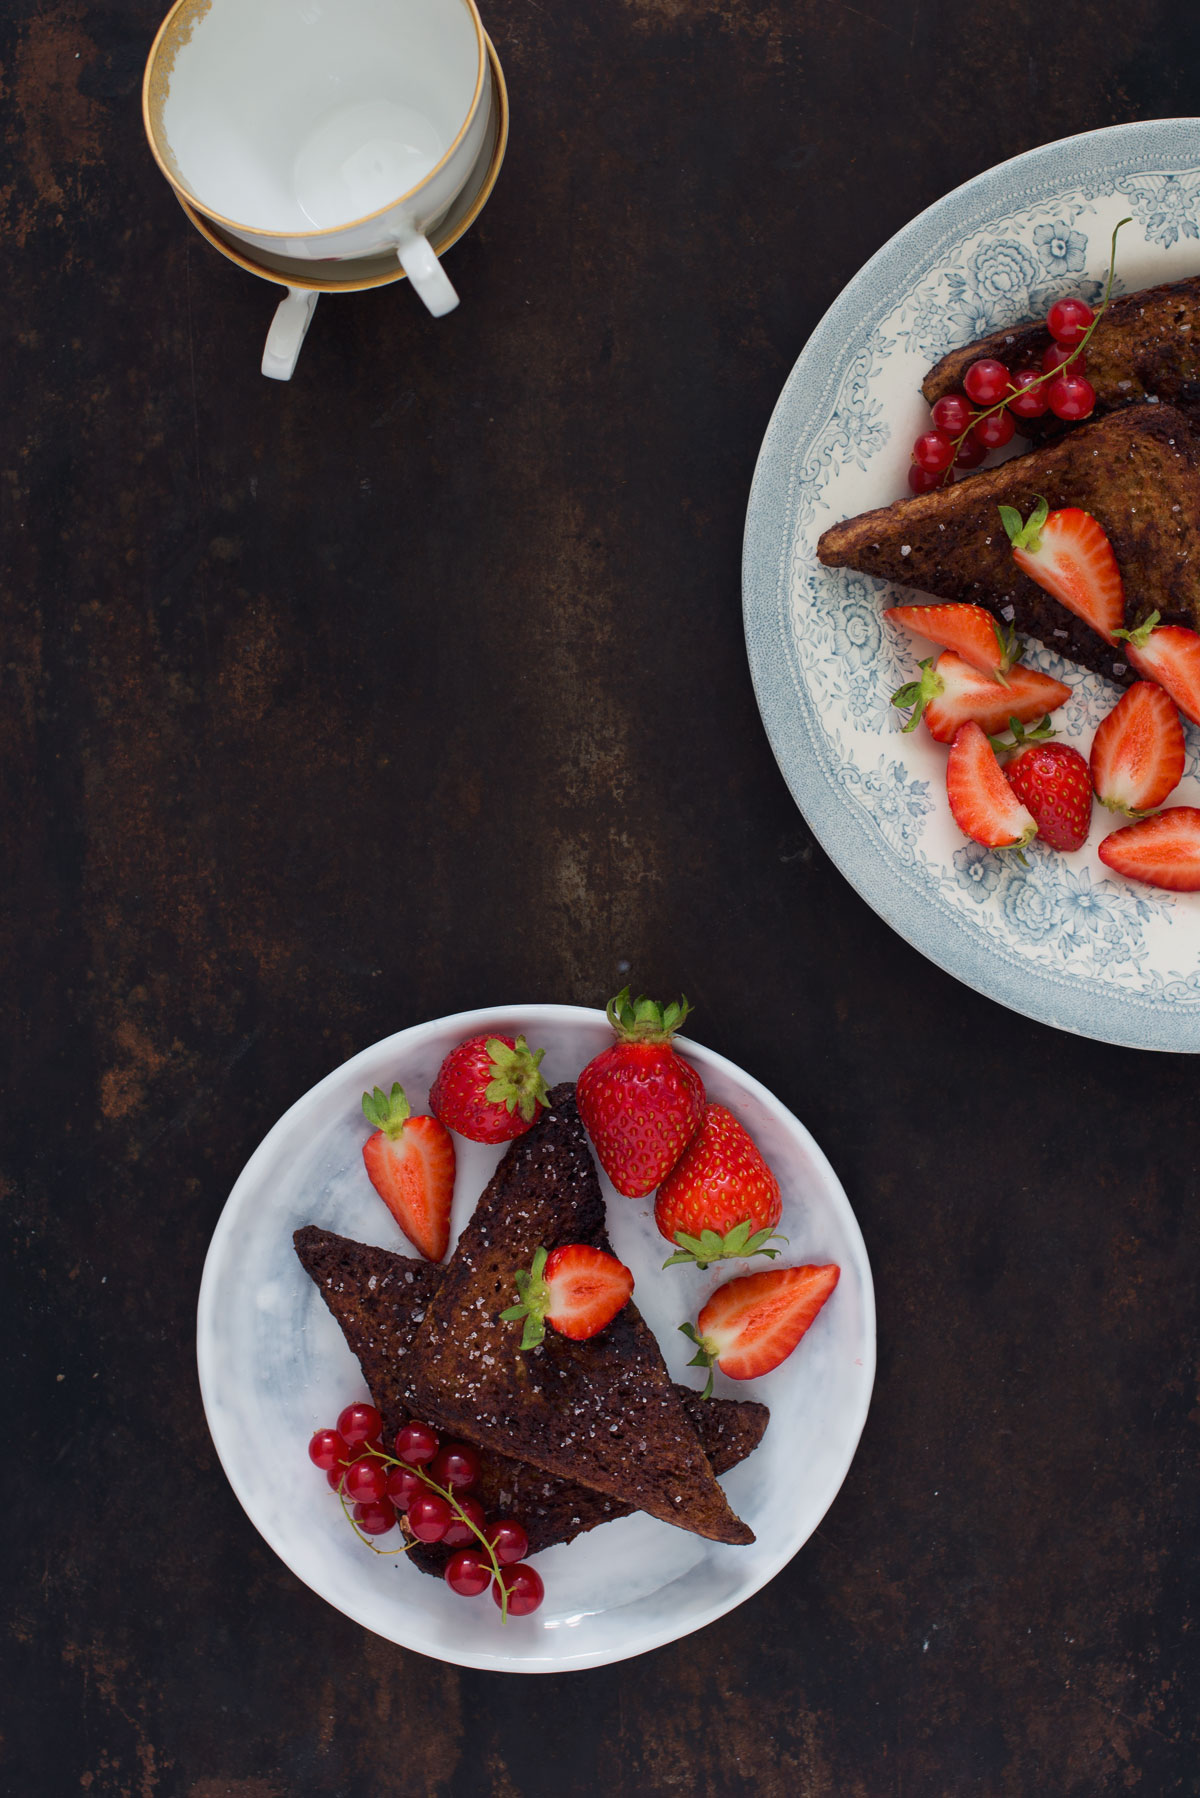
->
[[196, 1002, 877, 1673], [742, 118, 1200, 1053]]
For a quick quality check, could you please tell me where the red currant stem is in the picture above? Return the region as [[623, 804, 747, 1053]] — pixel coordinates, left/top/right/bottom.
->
[[945, 216, 1131, 453], [336, 1482, 415, 1556], [348, 1443, 510, 1616]]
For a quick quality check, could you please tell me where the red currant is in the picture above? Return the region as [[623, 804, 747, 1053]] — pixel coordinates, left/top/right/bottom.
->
[[407, 1492, 453, 1543], [327, 1465, 346, 1490], [430, 1443, 481, 1492], [1046, 296, 1094, 345], [344, 1457, 389, 1505], [953, 435, 987, 470], [907, 464, 947, 494], [385, 1465, 424, 1510], [970, 410, 1015, 451], [352, 1499, 397, 1536], [1042, 341, 1086, 377], [911, 429, 956, 474], [930, 391, 973, 435], [1006, 370, 1050, 419], [444, 1550, 493, 1597], [963, 359, 1010, 406], [337, 1403, 383, 1447], [394, 1421, 440, 1464], [488, 1520, 530, 1566], [442, 1495, 487, 1549], [308, 1429, 350, 1472], [1047, 373, 1096, 421], [492, 1563, 545, 1616]]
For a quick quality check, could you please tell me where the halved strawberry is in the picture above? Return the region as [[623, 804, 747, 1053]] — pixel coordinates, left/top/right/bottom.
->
[[946, 721, 1037, 849], [884, 603, 1021, 680], [1114, 612, 1200, 729], [501, 1244, 634, 1348], [999, 498, 1125, 645], [361, 1084, 456, 1262], [993, 722, 1092, 852], [679, 1264, 840, 1397], [1089, 681, 1185, 816], [892, 651, 1071, 742], [1097, 808, 1200, 891]]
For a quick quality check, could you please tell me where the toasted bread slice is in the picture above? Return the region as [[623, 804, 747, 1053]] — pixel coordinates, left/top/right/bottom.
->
[[399, 1084, 756, 1545], [816, 404, 1200, 684], [923, 273, 1200, 426], [293, 1224, 769, 1573]]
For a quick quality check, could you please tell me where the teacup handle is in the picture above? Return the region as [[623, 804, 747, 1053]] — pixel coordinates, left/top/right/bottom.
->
[[262, 286, 319, 381], [392, 229, 459, 317]]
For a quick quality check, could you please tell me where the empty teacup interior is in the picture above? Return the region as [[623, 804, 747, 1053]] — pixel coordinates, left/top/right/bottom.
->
[[149, 0, 483, 234]]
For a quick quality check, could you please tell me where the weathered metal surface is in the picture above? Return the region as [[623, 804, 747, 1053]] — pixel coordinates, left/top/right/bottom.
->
[[3, 0, 1198, 1791]]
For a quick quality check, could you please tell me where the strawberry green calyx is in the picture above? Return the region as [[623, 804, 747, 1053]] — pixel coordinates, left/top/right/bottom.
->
[[1113, 609, 1161, 650], [500, 1246, 552, 1350], [998, 494, 1050, 552], [484, 1035, 551, 1123], [361, 1082, 412, 1138], [605, 986, 692, 1043], [662, 1220, 788, 1272], [987, 620, 1021, 687], [988, 714, 1057, 756], [678, 1323, 719, 1401], [890, 657, 945, 733]]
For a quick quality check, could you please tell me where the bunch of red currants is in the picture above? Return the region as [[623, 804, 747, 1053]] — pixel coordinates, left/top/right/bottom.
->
[[908, 295, 1098, 494], [309, 1402, 544, 1615]]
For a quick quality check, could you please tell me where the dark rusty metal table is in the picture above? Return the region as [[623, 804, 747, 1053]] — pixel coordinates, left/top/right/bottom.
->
[[4, 0, 1199, 1791]]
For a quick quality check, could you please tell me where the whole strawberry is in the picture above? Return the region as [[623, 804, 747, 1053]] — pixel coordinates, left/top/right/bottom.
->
[[576, 988, 705, 1197], [429, 1034, 551, 1143], [655, 1104, 785, 1270], [994, 721, 1092, 852]]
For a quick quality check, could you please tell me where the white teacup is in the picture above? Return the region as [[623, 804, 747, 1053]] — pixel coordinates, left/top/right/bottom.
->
[[143, 0, 491, 323]]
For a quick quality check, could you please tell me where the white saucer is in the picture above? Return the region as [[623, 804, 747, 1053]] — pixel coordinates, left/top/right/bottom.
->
[[176, 32, 508, 292]]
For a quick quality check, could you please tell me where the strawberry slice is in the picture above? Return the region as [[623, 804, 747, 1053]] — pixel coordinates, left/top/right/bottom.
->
[[946, 721, 1037, 849], [679, 1264, 840, 1396], [892, 651, 1070, 742], [1089, 681, 1185, 816], [999, 498, 1125, 645], [884, 603, 1021, 680], [501, 1244, 634, 1348], [1114, 611, 1200, 729], [1098, 808, 1200, 891], [361, 1084, 456, 1262]]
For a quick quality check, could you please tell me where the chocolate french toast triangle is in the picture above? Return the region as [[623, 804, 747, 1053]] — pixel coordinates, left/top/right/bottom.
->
[[403, 1087, 756, 1546], [410, 1298, 757, 1544], [922, 272, 1200, 417], [294, 1222, 769, 1571], [815, 403, 1200, 682]]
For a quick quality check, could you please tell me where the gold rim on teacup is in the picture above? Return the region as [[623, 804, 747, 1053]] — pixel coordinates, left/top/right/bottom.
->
[[142, 0, 488, 240], [174, 33, 508, 294]]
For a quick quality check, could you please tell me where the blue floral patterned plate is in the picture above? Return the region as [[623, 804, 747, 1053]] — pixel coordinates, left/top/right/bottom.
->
[[744, 120, 1200, 1052]]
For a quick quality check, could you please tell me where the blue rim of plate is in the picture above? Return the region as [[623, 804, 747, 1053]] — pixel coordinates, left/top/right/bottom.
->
[[743, 119, 1200, 1054]]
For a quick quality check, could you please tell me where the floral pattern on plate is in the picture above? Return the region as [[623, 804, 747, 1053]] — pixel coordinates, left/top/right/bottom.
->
[[744, 122, 1200, 1050]]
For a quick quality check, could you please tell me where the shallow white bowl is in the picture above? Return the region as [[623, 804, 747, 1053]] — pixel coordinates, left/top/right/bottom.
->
[[197, 1004, 875, 1672]]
